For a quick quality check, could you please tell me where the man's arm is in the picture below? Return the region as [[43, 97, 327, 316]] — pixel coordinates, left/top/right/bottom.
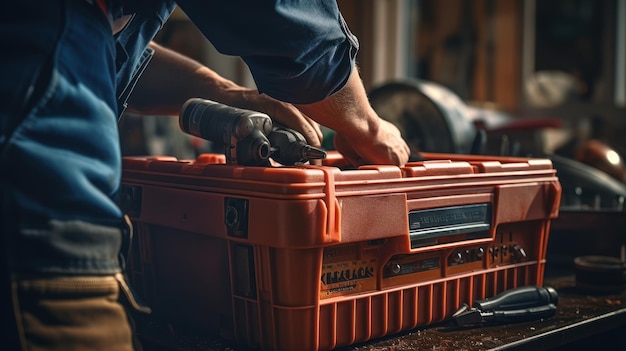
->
[[127, 42, 323, 147], [295, 67, 410, 166], [129, 42, 409, 166]]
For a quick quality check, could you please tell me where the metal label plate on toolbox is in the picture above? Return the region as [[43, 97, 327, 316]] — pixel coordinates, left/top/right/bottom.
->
[[409, 204, 491, 247]]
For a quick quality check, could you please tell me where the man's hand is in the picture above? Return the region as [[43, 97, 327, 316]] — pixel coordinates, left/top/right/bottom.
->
[[228, 90, 324, 149], [130, 43, 409, 166], [333, 118, 409, 167], [129, 42, 324, 150], [296, 66, 410, 167]]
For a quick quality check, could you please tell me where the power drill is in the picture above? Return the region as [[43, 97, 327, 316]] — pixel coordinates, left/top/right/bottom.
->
[[179, 98, 327, 166]]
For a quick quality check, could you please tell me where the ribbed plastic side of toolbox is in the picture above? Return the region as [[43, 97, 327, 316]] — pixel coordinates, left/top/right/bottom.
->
[[234, 252, 543, 351]]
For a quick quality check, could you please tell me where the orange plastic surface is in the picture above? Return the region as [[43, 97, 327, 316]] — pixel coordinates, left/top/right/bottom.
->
[[123, 151, 561, 351]]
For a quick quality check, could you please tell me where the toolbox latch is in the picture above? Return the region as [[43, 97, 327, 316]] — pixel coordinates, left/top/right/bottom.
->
[[225, 198, 249, 238], [120, 184, 142, 217]]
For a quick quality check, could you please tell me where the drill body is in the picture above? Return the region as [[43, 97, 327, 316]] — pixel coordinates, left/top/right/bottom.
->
[[179, 98, 326, 166]]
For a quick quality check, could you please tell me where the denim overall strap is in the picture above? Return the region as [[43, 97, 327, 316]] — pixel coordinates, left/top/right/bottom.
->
[[0, 0, 124, 275]]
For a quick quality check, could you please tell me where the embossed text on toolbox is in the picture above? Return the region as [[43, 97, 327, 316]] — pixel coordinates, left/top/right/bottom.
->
[[321, 258, 378, 298]]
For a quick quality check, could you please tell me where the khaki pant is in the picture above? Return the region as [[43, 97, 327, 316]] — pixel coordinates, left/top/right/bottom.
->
[[9, 274, 142, 351]]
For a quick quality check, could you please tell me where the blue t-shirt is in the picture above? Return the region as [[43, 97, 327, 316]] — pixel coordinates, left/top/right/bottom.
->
[[114, 0, 359, 112]]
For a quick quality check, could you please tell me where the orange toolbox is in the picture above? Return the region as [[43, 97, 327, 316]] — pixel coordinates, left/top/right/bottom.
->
[[121, 151, 561, 351]]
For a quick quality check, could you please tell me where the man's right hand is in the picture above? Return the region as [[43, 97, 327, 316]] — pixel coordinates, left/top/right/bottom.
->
[[333, 118, 410, 167], [295, 65, 410, 167]]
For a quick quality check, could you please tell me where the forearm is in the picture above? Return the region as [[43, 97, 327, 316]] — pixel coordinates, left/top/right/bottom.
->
[[127, 42, 255, 115], [295, 67, 379, 144], [295, 66, 410, 166], [126, 41, 324, 147]]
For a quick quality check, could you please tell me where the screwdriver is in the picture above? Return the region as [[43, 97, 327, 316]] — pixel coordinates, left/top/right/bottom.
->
[[451, 285, 558, 327]]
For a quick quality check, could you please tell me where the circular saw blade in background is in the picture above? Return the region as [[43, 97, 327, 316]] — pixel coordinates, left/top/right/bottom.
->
[[369, 79, 561, 157]]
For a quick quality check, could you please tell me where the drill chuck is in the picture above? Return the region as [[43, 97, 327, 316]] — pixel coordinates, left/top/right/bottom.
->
[[268, 126, 327, 165]]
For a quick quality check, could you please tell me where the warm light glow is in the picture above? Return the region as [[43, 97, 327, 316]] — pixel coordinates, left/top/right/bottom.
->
[[606, 150, 622, 165]]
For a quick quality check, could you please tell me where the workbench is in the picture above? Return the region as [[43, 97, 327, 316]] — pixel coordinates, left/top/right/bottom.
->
[[132, 262, 626, 351]]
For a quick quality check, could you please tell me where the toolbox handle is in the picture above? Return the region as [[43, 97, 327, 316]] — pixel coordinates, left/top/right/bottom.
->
[[311, 165, 341, 243]]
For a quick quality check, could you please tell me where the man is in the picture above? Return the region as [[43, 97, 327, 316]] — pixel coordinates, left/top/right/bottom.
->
[[0, 1, 410, 350]]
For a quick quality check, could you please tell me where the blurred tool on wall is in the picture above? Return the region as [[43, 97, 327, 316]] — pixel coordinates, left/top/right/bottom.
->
[[368, 79, 561, 158]]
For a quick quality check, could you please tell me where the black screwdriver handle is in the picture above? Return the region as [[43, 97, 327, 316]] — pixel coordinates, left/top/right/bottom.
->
[[485, 303, 558, 324], [474, 285, 558, 312]]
